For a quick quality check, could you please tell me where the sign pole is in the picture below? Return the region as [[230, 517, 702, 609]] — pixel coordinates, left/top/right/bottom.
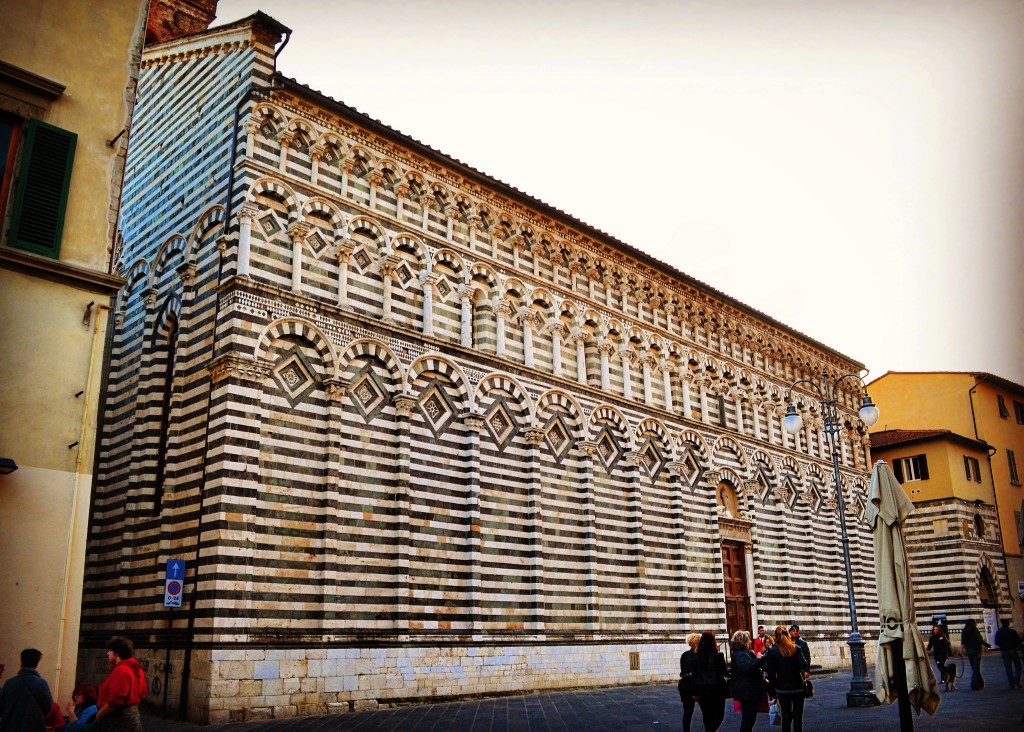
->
[[163, 607, 172, 718], [163, 558, 185, 719]]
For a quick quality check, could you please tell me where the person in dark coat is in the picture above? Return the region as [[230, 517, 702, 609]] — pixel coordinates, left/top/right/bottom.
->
[[766, 625, 810, 732], [693, 631, 728, 732], [0, 648, 54, 732], [789, 624, 811, 668], [961, 618, 991, 690], [926, 624, 953, 687], [729, 630, 766, 732], [679, 633, 702, 732], [994, 618, 1022, 689]]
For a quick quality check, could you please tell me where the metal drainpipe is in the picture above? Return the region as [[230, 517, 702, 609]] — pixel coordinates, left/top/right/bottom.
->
[[178, 74, 283, 721], [969, 376, 1007, 613]]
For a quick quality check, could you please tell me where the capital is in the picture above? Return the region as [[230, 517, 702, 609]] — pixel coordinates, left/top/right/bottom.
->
[[335, 237, 356, 261], [393, 393, 418, 416], [176, 262, 197, 287], [287, 220, 312, 243], [323, 378, 349, 402], [207, 353, 272, 384]]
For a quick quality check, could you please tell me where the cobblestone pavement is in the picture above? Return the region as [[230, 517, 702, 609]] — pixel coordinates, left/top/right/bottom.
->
[[144, 666, 1024, 731]]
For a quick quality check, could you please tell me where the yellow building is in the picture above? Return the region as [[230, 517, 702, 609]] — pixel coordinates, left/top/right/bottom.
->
[[0, 0, 149, 699], [869, 371, 1024, 635]]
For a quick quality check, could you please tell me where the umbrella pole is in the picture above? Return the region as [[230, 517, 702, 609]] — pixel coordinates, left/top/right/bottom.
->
[[893, 638, 914, 732]]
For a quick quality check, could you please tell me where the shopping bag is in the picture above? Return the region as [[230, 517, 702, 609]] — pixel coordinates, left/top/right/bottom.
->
[[769, 699, 781, 725]]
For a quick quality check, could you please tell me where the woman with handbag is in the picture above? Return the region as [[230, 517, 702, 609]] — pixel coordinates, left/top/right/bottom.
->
[[679, 633, 702, 732], [765, 625, 810, 732], [729, 630, 767, 732], [693, 631, 729, 732]]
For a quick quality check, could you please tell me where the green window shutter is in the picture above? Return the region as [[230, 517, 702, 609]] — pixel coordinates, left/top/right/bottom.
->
[[7, 119, 76, 258]]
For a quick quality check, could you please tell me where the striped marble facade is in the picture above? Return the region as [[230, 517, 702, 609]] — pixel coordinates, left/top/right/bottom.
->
[[902, 498, 1008, 638], [80, 14, 880, 723]]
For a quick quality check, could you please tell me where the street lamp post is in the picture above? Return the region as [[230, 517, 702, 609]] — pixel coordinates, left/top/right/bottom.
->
[[783, 367, 879, 708]]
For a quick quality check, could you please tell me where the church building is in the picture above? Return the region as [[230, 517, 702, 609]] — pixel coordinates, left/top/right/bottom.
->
[[80, 12, 880, 723]]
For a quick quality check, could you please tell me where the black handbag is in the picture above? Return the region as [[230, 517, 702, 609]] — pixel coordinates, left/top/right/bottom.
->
[[804, 679, 814, 698]]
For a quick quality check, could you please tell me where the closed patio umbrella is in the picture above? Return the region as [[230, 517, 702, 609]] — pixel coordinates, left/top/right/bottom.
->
[[866, 459, 940, 730]]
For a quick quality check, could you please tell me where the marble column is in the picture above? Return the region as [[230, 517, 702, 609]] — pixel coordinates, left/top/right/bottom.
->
[[235, 202, 258, 278], [419, 271, 439, 338], [334, 237, 355, 309], [287, 221, 311, 293]]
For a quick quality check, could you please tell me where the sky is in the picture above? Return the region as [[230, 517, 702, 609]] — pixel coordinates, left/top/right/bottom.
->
[[216, 0, 1024, 387]]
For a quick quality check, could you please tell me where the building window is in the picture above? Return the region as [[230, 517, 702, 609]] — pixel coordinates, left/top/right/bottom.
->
[[1014, 400, 1024, 425], [0, 113, 20, 220], [964, 455, 982, 483], [998, 395, 1010, 419], [973, 513, 985, 539], [5, 118, 76, 258], [1009, 449, 1020, 486], [893, 454, 929, 483]]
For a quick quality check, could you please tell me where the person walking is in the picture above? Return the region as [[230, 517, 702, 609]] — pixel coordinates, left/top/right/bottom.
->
[[994, 618, 1022, 689], [729, 630, 766, 732], [693, 631, 729, 732], [766, 625, 810, 732], [679, 633, 701, 732], [926, 624, 953, 686], [94, 637, 148, 731], [0, 648, 54, 732], [961, 618, 991, 691]]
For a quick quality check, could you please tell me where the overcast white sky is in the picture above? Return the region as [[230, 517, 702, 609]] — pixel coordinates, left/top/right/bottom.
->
[[216, 0, 1024, 387]]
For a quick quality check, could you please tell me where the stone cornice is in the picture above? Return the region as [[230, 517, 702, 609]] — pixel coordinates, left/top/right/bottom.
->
[[0, 247, 124, 296]]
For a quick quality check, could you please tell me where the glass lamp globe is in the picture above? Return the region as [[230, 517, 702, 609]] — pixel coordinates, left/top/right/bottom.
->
[[782, 404, 804, 434], [859, 395, 880, 427]]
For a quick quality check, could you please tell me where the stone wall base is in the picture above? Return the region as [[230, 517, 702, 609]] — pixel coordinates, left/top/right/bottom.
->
[[81, 638, 880, 723]]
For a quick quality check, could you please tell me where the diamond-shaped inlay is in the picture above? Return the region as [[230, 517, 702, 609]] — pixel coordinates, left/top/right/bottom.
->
[[307, 230, 329, 258], [639, 441, 665, 479], [435, 277, 452, 300], [352, 249, 371, 272], [272, 349, 316, 406], [807, 483, 823, 513], [596, 430, 621, 471], [258, 213, 282, 237], [484, 400, 516, 447], [349, 367, 389, 422], [395, 262, 413, 286], [678, 451, 702, 487], [419, 384, 456, 437], [545, 417, 572, 463]]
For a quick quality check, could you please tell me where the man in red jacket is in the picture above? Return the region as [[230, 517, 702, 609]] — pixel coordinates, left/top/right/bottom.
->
[[94, 637, 148, 731]]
